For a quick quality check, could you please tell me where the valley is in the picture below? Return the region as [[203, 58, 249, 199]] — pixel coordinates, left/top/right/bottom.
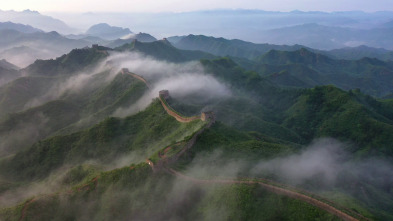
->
[[0, 6, 393, 221]]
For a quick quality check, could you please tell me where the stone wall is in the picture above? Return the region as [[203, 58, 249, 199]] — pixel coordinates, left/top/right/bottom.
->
[[159, 94, 201, 123], [121, 68, 150, 88]]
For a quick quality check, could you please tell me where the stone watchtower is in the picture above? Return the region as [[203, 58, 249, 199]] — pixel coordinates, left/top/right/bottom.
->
[[201, 111, 215, 122], [159, 90, 170, 100]]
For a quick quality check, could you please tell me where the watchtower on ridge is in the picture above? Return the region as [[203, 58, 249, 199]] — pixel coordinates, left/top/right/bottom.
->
[[201, 111, 215, 122], [159, 90, 170, 100]]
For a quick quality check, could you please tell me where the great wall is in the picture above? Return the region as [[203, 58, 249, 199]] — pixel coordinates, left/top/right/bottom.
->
[[120, 68, 368, 221], [121, 68, 150, 88], [17, 67, 369, 221]]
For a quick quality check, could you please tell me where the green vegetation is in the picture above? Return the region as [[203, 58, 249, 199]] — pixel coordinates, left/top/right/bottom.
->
[[201, 57, 393, 157], [253, 48, 393, 97], [1, 40, 393, 220], [0, 163, 340, 221], [0, 76, 60, 116], [283, 86, 393, 156], [172, 34, 305, 60], [115, 39, 216, 62], [0, 99, 205, 181], [24, 47, 108, 76], [0, 72, 149, 156]]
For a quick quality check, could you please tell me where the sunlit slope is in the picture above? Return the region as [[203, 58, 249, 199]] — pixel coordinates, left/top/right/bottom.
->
[[0, 163, 340, 221], [282, 86, 393, 156], [23, 46, 109, 76], [0, 76, 60, 116], [199, 57, 393, 156], [0, 99, 205, 181], [0, 73, 148, 156], [0, 47, 109, 117]]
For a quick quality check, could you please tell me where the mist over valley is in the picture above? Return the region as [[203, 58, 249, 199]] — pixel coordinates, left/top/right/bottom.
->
[[0, 3, 393, 221]]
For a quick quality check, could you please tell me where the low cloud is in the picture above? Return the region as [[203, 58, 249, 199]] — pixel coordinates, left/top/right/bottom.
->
[[109, 52, 231, 117], [23, 60, 114, 109], [0, 112, 49, 157], [251, 138, 347, 185], [179, 138, 393, 205]]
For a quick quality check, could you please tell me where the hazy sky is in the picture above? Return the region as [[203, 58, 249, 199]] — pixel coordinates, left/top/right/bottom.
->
[[1, 0, 393, 12]]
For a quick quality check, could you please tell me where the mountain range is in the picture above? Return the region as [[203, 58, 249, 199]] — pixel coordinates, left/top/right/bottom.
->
[[0, 40, 392, 220], [0, 9, 393, 221], [85, 23, 133, 40], [0, 21, 42, 33], [260, 23, 393, 50], [169, 34, 393, 61], [0, 9, 74, 34]]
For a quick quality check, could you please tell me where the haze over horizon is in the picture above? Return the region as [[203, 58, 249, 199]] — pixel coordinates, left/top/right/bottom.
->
[[1, 0, 393, 13]]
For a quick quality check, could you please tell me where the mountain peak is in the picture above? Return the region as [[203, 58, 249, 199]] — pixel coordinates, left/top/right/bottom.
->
[[0, 59, 19, 70], [160, 38, 173, 46], [0, 21, 43, 33], [259, 48, 332, 65], [86, 23, 132, 40]]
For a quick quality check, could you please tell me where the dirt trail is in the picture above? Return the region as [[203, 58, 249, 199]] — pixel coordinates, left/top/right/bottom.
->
[[167, 168, 365, 221], [18, 198, 36, 221], [146, 99, 366, 221], [17, 66, 367, 221]]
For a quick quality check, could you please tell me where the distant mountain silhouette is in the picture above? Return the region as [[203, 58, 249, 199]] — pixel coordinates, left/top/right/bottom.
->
[[0, 21, 43, 33], [0, 9, 74, 34], [105, 32, 157, 48], [86, 23, 132, 40], [261, 23, 393, 50], [170, 34, 306, 60]]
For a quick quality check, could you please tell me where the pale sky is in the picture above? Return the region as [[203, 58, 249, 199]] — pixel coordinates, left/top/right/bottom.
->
[[1, 0, 393, 13]]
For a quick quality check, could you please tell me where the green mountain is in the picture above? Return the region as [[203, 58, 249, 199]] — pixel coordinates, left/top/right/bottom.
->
[[0, 47, 109, 117], [0, 41, 393, 220], [0, 73, 148, 156], [171, 34, 306, 60], [327, 45, 393, 61], [105, 32, 157, 48], [0, 99, 204, 181], [252, 48, 393, 97], [201, 57, 393, 155], [86, 23, 132, 40], [171, 34, 393, 62], [116, 39, 216, 62], [261, 23, 393, 50], [23, 46, 109, 76]]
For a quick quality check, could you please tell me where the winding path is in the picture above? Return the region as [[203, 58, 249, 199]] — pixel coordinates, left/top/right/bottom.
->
[[17, 67, 369, 221], [18, 198, 36, 221], [120, 67, 378, 221], [166, 168, 367, 221], [14, 68, 369, 221], [122, 67, 368, 221]]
